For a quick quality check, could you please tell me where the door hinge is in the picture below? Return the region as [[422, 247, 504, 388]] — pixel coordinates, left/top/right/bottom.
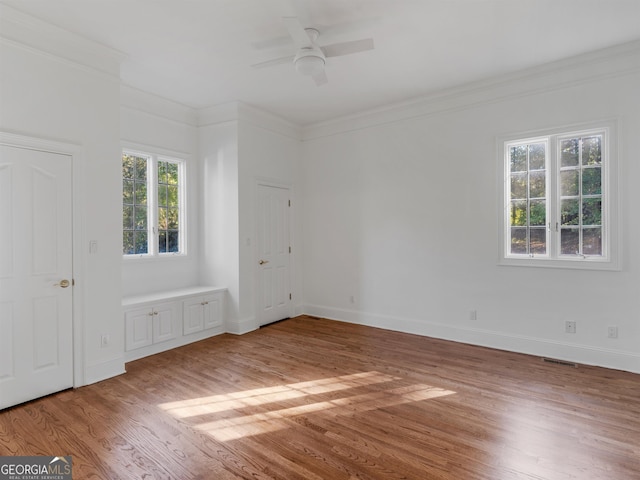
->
[[289, 246, 291, 253], [289, 293, 292, 300], [288, 199, 291, 207]]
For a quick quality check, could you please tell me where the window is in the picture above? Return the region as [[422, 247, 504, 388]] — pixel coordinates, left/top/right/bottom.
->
[[122, 149, 185, 257], [499, 121, 619, 270]]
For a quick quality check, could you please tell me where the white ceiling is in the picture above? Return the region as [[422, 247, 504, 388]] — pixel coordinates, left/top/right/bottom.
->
[[3, 0, 640, 125]]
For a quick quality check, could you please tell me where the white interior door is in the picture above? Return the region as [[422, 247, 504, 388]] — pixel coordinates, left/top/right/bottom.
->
[[257, 184, 291, 326], [0, 145, 74, 410]]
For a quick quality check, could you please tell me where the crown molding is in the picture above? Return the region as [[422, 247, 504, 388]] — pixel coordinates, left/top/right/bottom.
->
[[198, 102, 301, 140], [0, 3, 125, 78], [302, 39, 640, 141], [120, 85, 198, 127]]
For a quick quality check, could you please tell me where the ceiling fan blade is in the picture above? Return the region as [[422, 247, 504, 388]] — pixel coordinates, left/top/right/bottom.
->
[[282, 16, 313, 49], [322, 38, 374, 58], [251, 55, 294, 69], [312, 70, 328, 86]]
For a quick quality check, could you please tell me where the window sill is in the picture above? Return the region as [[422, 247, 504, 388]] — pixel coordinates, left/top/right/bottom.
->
[[499, 256, 620, 271], [123, 253, 189, 263]]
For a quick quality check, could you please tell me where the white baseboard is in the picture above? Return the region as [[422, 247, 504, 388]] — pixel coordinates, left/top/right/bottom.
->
[[124, 326, 226, 363], [83, 357, 126, 386], [302, 304, 640, 374], [226, 316, 258, 335]]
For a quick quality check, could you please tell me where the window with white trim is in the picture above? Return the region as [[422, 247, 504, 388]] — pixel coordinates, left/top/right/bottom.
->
[[499, 122, 619, 270], [122, 150, 185, 257]]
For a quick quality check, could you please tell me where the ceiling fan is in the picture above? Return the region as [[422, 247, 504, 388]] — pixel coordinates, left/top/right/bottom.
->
[[251, 16, 374, 86]]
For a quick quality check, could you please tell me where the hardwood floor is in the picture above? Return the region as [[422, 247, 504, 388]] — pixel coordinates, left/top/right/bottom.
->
[[1, 315, 639, 479]]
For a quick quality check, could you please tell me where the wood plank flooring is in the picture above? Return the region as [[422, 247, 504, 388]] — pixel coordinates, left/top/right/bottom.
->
[[1, 315, 639, 479]]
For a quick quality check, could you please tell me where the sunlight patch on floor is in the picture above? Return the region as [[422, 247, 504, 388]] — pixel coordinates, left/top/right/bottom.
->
[[158, 371, 455, 442], [158, 371, 400, 418]]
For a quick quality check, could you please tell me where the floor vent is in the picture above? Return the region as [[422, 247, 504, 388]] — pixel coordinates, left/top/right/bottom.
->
[[542, 358, 577, 367]]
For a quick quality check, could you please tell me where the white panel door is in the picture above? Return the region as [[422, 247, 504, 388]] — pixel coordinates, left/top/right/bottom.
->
[[257, 184, 291, 326], [0, 145, 73, 410]]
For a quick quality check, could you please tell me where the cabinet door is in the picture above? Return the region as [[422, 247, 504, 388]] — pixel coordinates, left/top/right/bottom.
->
[[153, 301, 179, 343], [183, 297, 204, 335], [125, 307, 153, 351], [203, 294, 223, 330]]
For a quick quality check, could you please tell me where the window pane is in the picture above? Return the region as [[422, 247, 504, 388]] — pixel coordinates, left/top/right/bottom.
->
[[158, 185, 167, 207], [583, 228, 602, 255], [134, 231, 148, 254], [123, 205, 133, 229], [122, 155, 134, 179], [168, 231, 179, 252], [510, 173, 526, 199], [582, 167, 601, 195], [123, 179, 134, 204], [135, 181, 147, 205], [582, 198, 602, 226], [561, 199, 579, 226], [123, 231, 134, 255], [560, 170, 579, 196], [510, 228, 527, 254], [167, 163, 179, 184], [158, 161, 167, 185], [529, 143, 545, 170], [561, 139, 579, 167], [510, 145, 527, 172], [560, 229, 579, 255], [167, 207, 179, 229], [159, 230, 167, 253], [135, 206, 147, 230], [168, 185, 179, 207], [123, 153, 149, 256], [530, 228, 546, 254], [510, 201, 527, 226], [530, 200, 546, 226], [530, 171, 545, 198], [582, 136, 601, 166], [158, 207, 167, 229], [135, 157, 147, 181]]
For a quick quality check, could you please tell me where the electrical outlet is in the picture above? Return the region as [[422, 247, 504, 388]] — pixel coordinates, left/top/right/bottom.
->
[[470, 310, 477, 321], [607, 326, 618, 339], [565, 321, 576, 334], [100, 334, 109, 348]]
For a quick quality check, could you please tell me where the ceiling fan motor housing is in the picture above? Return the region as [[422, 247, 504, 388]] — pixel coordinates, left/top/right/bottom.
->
[[294, 47, 326, 76]]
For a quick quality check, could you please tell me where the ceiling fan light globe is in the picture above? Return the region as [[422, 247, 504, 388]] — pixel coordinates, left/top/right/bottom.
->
[[294, 54, 325, 76]]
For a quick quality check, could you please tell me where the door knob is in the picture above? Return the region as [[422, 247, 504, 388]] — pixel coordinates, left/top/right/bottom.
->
[[55, 279, 70, 288], [259, 259, 269, 265]]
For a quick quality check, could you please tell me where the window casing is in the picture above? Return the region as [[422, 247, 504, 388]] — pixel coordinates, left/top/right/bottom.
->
[[499, 121, 619, 270], [122, 149, 186, 257]]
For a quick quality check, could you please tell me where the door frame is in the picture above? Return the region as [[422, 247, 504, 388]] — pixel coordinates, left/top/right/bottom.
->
[[254, 178, 295, 326], [0, 131, 86, 388]]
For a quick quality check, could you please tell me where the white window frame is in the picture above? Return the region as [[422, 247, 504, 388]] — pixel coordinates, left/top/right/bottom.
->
[[498, 120, 620, 270], [122, 146, 187, 259]]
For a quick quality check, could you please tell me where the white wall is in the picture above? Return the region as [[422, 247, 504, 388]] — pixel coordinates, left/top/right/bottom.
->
[[0, 9, 125, 383], [301, 46, 640, 373], [120, 87, 201, 296], [238, 111, 303, 325], [199, 103, 302, 334]]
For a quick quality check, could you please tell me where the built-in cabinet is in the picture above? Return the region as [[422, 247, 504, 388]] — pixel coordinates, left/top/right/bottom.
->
[[125, 301, 179, 350], [123, 287, 226, 361], [183, 294, 222, 334]]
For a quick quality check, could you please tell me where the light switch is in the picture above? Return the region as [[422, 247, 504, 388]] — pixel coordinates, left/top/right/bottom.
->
[[89, 240, 98, 254]]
